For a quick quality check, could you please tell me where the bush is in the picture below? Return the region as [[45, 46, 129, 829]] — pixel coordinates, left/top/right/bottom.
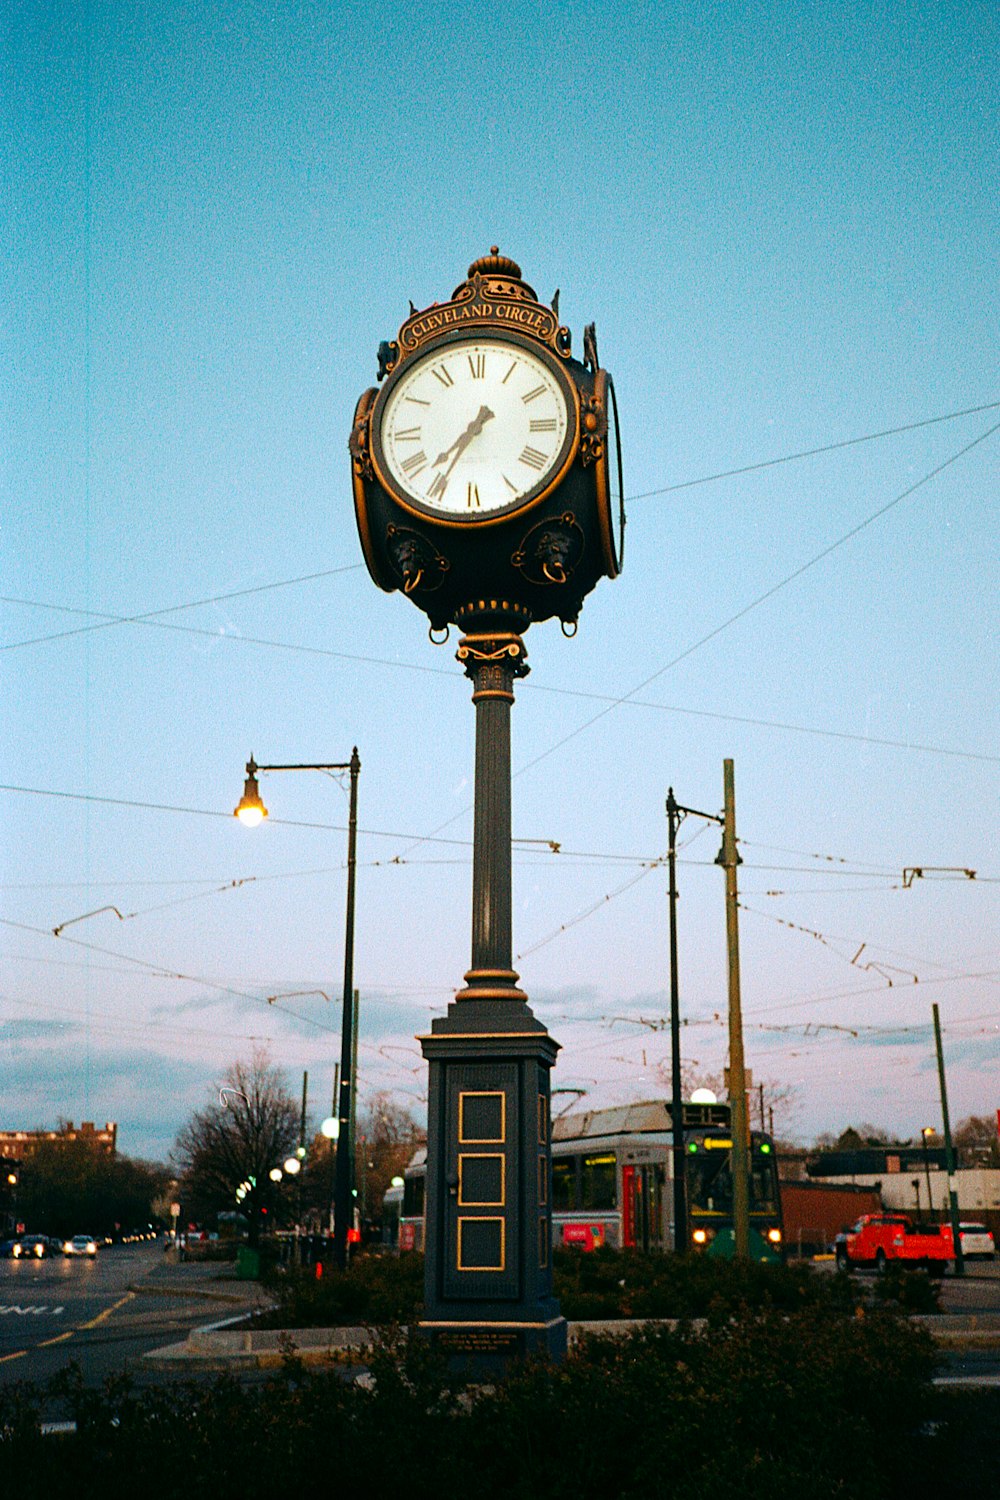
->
[[0, 1307, 945, 1497], [870, 1263, 942, 1313], [257, 1247, 939, 1329], [256, 1249, 424, 1327]]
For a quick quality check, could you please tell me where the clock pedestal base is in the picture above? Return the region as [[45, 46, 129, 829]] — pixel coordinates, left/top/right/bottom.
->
[[419, 995, 564, 1377]]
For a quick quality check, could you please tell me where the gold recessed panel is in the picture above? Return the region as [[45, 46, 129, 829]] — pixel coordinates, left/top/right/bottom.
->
[[459, 1153, 505, 1207], [539, 1216, 549, 1269], [538, 1153, 548, 1206], [458, 1090, 506, 1144], [538, 1092, 547, 1143], [457, 1216, 505, 1272]]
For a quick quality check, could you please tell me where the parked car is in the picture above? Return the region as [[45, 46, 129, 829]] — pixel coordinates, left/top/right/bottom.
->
[[0, 1237, 22, 1258], [63, 1234, 98, 1257], [958, 1222, 996, 1259]]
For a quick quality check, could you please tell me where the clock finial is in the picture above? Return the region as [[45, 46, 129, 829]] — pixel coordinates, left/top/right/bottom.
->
[[467, 246, 522, 279]]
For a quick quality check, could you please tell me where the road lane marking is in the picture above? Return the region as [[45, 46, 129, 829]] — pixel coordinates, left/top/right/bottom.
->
[[0, 1305, 58, 1316], [80, 1291, 135, 1329]]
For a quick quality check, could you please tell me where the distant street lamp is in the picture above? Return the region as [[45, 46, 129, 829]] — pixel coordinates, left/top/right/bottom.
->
[[234, 748, 360, 1270], [269, 1167, 283, 1183], [665, 789, 723, 1254], [921, 1127, 935, 1216]]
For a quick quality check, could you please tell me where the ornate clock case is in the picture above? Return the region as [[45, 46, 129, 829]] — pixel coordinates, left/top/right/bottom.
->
[[351, 249, 623, 634]]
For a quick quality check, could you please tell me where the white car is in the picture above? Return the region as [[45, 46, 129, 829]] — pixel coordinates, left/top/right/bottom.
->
[[958, 1222, 996, 1259], [63, 1234, 98, 1257]]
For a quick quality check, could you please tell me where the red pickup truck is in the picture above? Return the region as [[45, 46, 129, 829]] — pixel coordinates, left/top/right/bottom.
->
[[835, 1213, 954, 1274]]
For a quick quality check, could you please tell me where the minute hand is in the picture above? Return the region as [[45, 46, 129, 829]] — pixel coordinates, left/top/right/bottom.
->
[[433, 406, 495, 477]]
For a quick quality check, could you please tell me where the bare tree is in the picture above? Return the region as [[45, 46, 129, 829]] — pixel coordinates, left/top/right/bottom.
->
[[355, 1093, 423, 1231], [173, 1049, 299, 1244], [953, 1115, 1000, 1166]]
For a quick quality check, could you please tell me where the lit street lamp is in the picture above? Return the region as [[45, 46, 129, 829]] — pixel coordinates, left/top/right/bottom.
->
[[234, 748, 360, 1270], [921, 1126, 936, 1216]]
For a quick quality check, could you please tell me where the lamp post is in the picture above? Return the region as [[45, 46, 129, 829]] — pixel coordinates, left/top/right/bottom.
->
[[234, 748, 360, 1270], [921, 1127, 935, 1217], [665, 788, 722, 1254], [715, 759, 749, 1260]]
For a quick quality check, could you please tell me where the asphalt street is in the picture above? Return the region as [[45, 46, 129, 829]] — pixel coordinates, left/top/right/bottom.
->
[[0, 1239, 260, 1388]]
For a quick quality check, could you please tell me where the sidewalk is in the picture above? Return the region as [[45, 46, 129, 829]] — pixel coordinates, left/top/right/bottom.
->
[[131, 1249, 267, 1307]]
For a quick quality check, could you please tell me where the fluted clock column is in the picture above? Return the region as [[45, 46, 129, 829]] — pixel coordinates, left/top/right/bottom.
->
[[456, 631, 530, 1003]]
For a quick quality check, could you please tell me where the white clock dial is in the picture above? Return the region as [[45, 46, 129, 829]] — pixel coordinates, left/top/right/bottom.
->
[[377, 338, 574, 516]]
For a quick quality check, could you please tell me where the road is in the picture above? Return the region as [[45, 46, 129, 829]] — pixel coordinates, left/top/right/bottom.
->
[[0, 1239, 259, 1389]]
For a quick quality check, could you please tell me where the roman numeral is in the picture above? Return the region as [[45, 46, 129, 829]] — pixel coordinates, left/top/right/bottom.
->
[[519, 445, 547, 470], [530, 418, 557, 432], [432, 365, 454, 387], [400, 450, 428, 477], [405, 396, 430, 406], [427, 472, 448, 500], [394, 426, 421, 442], [467, 353, 485, 379], [466, 482, 480, 508], [503, 474, 518, 492], [522, 384, 546, 403], [503, 361, 517, 384]]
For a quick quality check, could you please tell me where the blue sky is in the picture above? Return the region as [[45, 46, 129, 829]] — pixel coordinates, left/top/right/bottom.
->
[[3, 1, 997, 1161]]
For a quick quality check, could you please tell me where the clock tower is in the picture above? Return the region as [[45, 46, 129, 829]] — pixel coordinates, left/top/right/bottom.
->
[[352, 251, 623, 1371]]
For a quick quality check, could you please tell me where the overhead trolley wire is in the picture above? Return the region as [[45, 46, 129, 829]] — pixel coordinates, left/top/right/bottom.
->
[[627, 398, 1000, 500], [1, 562, 365, 653], [511, 417, 1000, 782]]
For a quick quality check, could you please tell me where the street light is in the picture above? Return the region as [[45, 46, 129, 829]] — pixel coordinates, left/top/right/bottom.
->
[[921, 1127, 936, 1216], [665, 788, 723, 1254], [234, 747, 361, 1270]]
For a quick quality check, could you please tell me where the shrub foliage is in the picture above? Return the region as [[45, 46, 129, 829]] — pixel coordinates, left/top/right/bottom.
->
[[0, 1306, 957, 1498]]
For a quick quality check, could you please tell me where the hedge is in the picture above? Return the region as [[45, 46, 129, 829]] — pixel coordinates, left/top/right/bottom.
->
[[0, 1305, 955, 1497]]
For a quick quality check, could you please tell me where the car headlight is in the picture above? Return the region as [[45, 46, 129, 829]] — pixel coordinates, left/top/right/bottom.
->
[[692, 1229, 709, 1245], [63, 1241, 73, 1253], [767, 1228, 782, 1244]]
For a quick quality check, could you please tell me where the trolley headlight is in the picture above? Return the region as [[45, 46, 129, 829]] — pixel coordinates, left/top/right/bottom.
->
[[767, 1228, 782, 1245], [692, 1229, 709, 1245]]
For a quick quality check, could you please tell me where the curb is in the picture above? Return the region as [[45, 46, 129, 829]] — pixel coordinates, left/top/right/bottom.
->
[[129, 1281, 259, 1305], [145, 1309, 1000, 1370]]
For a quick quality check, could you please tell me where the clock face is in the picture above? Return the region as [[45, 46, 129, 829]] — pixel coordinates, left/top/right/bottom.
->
[[374, 336, 576, 518]]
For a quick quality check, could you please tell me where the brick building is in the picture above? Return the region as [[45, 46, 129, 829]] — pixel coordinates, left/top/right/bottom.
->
[[0, 1120, 118, 1161]]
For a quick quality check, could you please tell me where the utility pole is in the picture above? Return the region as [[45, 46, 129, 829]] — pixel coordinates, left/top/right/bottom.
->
[[666, 787, 722, 1254], [716, 759, 749, 1260], [332, 749, 360, 1270], [329, 1065, 339, 1234], [933, 1003, 965, 1276], [350, 988, 360, 1235], [298, 1070, 308, 1248]]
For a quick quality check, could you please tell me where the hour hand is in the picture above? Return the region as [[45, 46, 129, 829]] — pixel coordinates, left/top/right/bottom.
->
[[433, 405, 494, 469]]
